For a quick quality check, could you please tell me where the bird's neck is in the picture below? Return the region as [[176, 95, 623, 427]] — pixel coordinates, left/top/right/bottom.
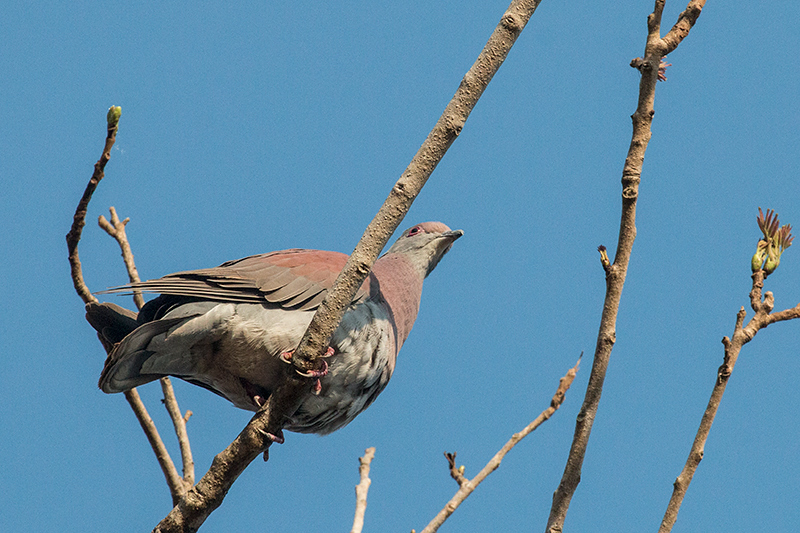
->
[[371, 253, 423, 349]]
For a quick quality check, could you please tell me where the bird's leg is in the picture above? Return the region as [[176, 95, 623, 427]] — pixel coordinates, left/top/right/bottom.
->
[[280, 347, 333, 395]]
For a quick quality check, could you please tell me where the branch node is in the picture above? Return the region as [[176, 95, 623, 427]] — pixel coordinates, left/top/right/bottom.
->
[[597, 245, 611, 272], [500, 12, 522, 33], [444, 452, 468, 487]]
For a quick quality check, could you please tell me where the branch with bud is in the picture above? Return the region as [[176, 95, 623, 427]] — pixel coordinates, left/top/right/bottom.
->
[[751, 208, 793, 275]]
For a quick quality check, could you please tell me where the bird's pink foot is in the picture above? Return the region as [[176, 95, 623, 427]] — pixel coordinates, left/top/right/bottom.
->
[[256, 426, 285, 444], [279, 348, 332, 394], [297, 358, 329, 378], [280, 348, 333, 377]]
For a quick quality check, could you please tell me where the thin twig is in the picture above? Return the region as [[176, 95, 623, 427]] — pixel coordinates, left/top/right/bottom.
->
[[154, 2, 546, 531], [419, 358, 580, 533], [546, 2, 706, 531], [98, 206, 145, 309], [162, 377, 196, 488], [124, 388, 187, 506], [98, 201, 194, 503], [444, 452, 468, 487], [350, 447, 376, 533], [658, 272, 800, 532], [66, 108, 120, 305], [68, 108, 190, 505]]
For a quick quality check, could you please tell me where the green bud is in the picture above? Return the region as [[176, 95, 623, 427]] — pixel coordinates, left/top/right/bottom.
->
[[751, 251, 765, 272], [107, 105, 122, 127], [751, 240, 768, 272], [764, 253, 780, 275]]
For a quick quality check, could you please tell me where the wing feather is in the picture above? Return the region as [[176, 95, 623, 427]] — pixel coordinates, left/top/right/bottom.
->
[[99, 249, 372, 310]]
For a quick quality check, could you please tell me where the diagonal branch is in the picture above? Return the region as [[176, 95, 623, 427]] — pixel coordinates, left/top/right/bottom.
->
[[658, 271, 800, 532], [124, 387, 187, 505], [418, 359, 579, 533], [154, 1, 547, 531], [662, 0, 706, 54], [546, 2, 706, 531], [290, 0, 547, 375], [162, 378, 196, 488]]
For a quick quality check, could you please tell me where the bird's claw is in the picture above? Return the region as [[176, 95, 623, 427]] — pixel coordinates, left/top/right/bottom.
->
[[280, 348, 333, 377], [280, 348, 332, 395], [256, 426, 285, 444], [296, 358, 329, 378]]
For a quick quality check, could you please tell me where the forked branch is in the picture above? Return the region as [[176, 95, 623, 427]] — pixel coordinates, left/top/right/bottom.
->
[[418, 358, 579, 533], [659, 213, 797, 532], [546, 2, 706, 531], [68, 108, 193, 505]]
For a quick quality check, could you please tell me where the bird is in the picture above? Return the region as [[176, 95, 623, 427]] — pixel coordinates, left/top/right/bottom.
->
[[86, 222, 462, 435]]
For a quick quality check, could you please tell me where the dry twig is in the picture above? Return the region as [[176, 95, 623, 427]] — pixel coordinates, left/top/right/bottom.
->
[[658, 271, 800, 532], [418, 359, 580, 533], [124, 387, 187, 505], [66, 107, 119, 305], [98, 205, 196, 497], [98, 206, 145, 310], [154, 1, 546, 530], [162, 378, 196, 489], [68, 108, 193, 505], [350, 447, 376, 533], [546, 2, 706, 531]]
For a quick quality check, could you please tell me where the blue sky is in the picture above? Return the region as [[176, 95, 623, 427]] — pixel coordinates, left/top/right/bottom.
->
[[2, 1, 799, 531]]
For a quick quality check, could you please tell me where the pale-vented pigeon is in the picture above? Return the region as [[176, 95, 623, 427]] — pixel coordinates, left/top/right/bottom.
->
[[86, 222, 462, 435]]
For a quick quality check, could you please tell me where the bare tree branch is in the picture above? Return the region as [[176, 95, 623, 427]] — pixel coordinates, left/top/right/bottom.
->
[[98, 205, 197, 496], [98, 206, 145, 310], [154, 1, 547, 530], [162, 377, 196, 488], [419, 358, 580, 533], [154, 377, 305, 533], [98, 203, 194, 503], [546, 2, 706, 531], [658, 270, 800, 532], [124, 387, 187, 506], [66, 107, 120, 305], [662, 0, 706, 54], [289, 0, 547, 376], [350, 447, 376, 533], [68, 108, 192, 505]]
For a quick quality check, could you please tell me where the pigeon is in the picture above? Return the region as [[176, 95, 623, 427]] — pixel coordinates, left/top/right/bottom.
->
[[86, 222, 462, 435]]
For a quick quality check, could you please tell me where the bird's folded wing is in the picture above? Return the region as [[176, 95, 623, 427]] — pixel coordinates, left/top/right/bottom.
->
[[99, 249, 372, 311]]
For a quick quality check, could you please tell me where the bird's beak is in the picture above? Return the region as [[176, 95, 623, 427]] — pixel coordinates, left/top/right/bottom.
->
[[441, 229, 464, 241]]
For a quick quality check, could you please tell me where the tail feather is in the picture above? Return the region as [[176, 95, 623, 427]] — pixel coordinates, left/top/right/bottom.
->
[[97, 315, 188, 393], [85, 302, 139, 349]]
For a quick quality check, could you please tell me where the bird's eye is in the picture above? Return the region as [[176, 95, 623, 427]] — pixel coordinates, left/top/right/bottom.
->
[[408, 226, 423, 236]]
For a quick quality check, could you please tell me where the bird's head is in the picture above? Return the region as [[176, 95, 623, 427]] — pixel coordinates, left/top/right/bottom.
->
[[384, 222, 463, 278]]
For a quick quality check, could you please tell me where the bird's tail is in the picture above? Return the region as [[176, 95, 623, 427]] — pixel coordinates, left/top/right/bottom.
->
[[86, 302, 185, 393]]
